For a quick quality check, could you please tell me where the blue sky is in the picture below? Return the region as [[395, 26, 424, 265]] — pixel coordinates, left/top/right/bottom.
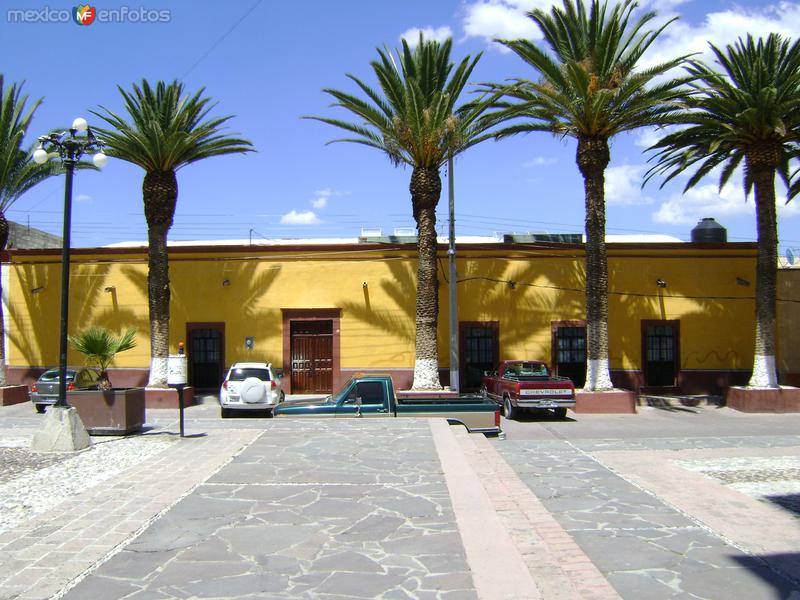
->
[[2, 0, 799, 258]]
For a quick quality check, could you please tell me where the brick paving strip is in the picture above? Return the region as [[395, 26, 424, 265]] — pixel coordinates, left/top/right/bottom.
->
[[443, 424, 621, 600], [496, 436, 800, 599], [430, 420, 541, 600], [0, 429, 262, 600]]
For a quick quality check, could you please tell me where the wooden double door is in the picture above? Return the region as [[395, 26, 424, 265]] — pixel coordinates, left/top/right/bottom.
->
[[290, 320, 333, 393]]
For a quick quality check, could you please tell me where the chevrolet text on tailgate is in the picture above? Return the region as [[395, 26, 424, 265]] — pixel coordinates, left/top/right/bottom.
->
[[273, 376, 502, 435], [481, 360, 575, 420]]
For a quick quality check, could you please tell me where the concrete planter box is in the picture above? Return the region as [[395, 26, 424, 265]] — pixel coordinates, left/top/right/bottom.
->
[[67, 387, 145, 435], [726, 386, 800, 412], [574, 389, 637, 413], [0, 385, 29, 406]]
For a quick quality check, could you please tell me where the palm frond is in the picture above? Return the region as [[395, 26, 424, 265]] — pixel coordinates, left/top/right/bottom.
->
[[307, 35, 500, 170], [489, 0, 691, 144], [91, 80, 254, 172], [0, 76, 64, 215], [647, 33, 800, 199]]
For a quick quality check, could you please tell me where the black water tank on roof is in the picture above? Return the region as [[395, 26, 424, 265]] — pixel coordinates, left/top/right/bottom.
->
[[691, 217, 727, 243]]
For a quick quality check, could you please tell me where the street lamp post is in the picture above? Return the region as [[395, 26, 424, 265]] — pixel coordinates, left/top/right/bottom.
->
[[33, 118, 107, 408]]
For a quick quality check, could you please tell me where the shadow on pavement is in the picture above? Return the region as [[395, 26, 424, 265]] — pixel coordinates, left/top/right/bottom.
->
[[764, 493, 800, 517], [731, 552, 800, 596]]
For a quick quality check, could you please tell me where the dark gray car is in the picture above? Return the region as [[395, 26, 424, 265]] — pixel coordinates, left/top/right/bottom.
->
[[30, 368, 100, 413]]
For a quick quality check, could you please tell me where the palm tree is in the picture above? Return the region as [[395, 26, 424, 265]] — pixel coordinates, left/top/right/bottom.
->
[[646, 34, 800, 388], [69, 327, 137, 390], [92, 80, 253, 387], [484, 0, 689, 391], [306, 35, 499, 390], [0, 76, 64, 386]]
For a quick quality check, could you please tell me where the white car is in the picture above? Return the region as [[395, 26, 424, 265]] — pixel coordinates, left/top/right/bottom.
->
[[219, 362, 284, 418]]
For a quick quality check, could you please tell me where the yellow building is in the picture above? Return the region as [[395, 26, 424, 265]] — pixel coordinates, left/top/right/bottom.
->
[[3, 234, 770, 395]]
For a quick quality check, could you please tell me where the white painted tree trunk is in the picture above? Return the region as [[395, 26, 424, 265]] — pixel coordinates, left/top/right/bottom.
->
[[148, 356, 168, 388], [412, 359, 441, 390], [748, 354, 778, 388], [583, 358, 614, 392]]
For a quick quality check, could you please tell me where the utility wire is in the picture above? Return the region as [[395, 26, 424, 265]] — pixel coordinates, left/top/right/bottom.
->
[[179, 0, 264, 80]]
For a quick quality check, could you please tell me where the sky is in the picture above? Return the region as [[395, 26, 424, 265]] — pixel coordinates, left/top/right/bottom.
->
[[1, 0, 799, 259]]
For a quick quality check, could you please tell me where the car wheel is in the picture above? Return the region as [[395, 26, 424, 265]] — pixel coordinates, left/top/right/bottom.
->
[[35, 404, 46, 414], [480, 385, 488, 399], [279, 391, 285, 403], [553, 407, 567, 419], [503, 396, 517, 420]]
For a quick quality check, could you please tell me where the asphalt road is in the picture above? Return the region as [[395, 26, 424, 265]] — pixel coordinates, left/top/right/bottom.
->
[[497, 403, 800, 441]]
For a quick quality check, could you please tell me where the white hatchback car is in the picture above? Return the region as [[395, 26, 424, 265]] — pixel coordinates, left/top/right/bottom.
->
[[219, 362, 284, 418]]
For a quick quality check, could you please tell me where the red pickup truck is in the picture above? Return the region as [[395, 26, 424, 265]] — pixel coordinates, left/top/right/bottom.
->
[[481, 360, 576, 420]]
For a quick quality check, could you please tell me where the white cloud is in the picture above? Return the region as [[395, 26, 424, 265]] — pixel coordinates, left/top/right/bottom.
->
[[76, 194, 91, 202], [643, 2, 800, 70], [462, 1, 553, 47], [605, 165, 655, 205], [400, 26, 453, 47], [523, 156, 557, 167], [310, 188, 344, 209], [280, 210, 321, 225], [653, 181, 800, 226], [634, 127, 667, 150]]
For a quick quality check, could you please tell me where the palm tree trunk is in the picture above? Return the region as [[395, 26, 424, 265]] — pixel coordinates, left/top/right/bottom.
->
[[577, 136, 613, 391], [0, 212, 8, 388], [747, 158, 779, 388], [143, 170, 177, 388], [410, 166, 442, 390]]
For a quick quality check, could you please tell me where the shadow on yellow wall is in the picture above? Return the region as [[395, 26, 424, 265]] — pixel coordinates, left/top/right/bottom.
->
[[8, 262, 148, 369]]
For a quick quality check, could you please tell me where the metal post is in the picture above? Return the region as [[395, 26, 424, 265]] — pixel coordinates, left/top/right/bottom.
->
[[448, 155, 459, 393], [177, 384, 185, 437], [56, 160, 75, 408]]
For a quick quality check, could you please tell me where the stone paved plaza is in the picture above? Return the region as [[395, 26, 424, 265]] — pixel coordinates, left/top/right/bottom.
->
[[1, 400, 799, 599]]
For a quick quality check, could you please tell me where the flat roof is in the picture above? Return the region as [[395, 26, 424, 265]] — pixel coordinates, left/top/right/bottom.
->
[[101, 233, 683, 249]]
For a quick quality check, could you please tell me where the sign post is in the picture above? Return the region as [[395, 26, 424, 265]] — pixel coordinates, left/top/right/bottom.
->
[[168, 342, 188, 437]]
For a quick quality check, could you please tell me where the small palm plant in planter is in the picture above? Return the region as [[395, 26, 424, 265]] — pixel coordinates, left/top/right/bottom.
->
[[69, 327, 137, 390], [67, 327, 145, 435]]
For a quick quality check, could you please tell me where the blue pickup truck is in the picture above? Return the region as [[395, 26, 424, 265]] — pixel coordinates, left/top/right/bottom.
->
[[274, 375, 502, 436]]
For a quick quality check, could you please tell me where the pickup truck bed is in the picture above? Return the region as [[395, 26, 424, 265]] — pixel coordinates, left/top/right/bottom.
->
[[274, 377, 501, 435]]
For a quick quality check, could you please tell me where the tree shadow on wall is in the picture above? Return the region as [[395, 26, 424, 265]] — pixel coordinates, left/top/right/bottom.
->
[[612, 261, 740, 384], [6, 262, 144, 368], [338, 255, 587, 365], [457, 255, 586, 358], [340, 260, 416, 344], [167, 260, 283, 359]]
